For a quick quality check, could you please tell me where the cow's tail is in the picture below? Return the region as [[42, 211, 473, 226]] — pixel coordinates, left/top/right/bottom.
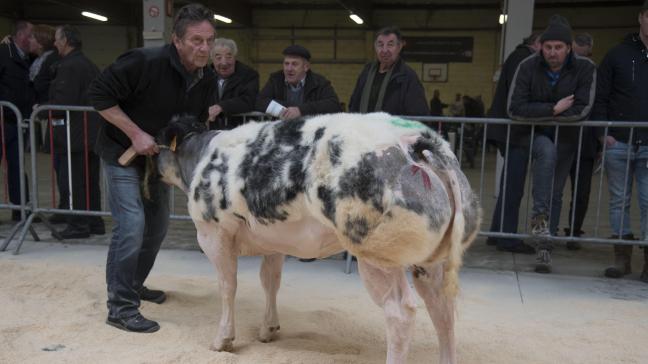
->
[[422, 150, 465, 298]]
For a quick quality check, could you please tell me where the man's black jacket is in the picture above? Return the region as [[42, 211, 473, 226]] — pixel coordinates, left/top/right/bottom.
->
[[591, 33, 648, 145], [255, 69, 341, 116], [88, 44, 216, 165]]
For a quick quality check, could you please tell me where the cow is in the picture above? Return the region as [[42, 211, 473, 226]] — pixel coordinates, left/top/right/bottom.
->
[[156, 112, 481, 364]]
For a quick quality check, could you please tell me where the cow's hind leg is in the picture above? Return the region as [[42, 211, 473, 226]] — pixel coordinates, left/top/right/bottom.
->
[[358, 259, 417, 364], [412, 263, 457, 364], [196, 223, 238, 352], [258, 253, 284, 343]]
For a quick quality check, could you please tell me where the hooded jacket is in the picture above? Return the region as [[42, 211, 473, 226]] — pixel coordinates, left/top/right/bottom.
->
[[591, 33, 648, 144]]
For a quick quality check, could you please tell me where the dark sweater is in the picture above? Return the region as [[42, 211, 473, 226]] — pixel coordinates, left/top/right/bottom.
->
[[88, 44, 216, 165]]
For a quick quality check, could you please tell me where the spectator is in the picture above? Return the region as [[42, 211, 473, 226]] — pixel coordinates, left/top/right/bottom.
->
[[208, 38, 259, 130], [508, 15, 596, 273], [256, 44, 341, 119], [448, 93, 464, 117], [486, 32, 541, 254], [0, 20, 33, 222], [88, 3, 218, 333], [429, 89, 448, 116], [48, 25, 104, 240], [563, 32, 598, 250], [349, 26, 428, 116], [572, 32, 594, 58], [592, 1, 648, 282]]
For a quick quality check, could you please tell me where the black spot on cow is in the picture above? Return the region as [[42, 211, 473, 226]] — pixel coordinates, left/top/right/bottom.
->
[[238, 120, 311, 224], [328, 137, 343, 166], [317, 185, 336, 223], [344, 215, 369, 244], [313, 127, 326, 142], [212, 153, 230, 210], [193, 179, 218, 222], [412, 265, 427, 279], [338, 153, 384, 213]]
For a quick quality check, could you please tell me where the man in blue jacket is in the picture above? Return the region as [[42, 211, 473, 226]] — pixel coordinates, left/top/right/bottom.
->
[[88, 3, 217, 333], [593, 1, 648, 283]]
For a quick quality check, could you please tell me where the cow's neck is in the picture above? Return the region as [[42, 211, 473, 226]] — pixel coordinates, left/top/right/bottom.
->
[[176, 131, 220, 191]]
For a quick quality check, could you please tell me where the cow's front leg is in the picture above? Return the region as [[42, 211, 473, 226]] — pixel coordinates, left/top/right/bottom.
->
[[196, 225, 238, 352], [411, 263, 456, 364], [358, 259, 417, 364], [258, 253, 284, 343]]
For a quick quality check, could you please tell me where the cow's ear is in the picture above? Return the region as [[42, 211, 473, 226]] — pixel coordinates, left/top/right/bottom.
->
[[161, 123, 186, 148]]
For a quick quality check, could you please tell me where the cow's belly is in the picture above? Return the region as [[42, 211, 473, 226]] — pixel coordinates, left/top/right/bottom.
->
[[234, 217, 343, 258]]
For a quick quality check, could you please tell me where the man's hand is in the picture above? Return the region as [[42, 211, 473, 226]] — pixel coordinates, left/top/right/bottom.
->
[[131, 130, 158, 156], [208, 104, 223, 122], [602, 135, 616, 148], [281, 106, 302, 120], [0, 35, 10, 45], [553, 94, 574, 116]]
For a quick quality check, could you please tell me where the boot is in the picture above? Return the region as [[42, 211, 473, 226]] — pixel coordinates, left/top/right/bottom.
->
[[604, 240, 633, 278], [640, 247, 648, 284]]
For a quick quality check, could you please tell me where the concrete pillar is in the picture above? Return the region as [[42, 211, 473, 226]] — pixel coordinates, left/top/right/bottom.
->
[[142, 0, 173, 48], [494, 0, 535, 198]]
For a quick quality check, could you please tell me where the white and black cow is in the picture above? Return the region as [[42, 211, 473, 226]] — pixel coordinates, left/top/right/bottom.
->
[[157, 112, 481, 364]]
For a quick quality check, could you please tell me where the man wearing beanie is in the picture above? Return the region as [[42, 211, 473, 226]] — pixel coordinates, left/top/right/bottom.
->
[[592, 1, 648, 283], [508, 14, 596, 274], [256, 44, 342, 119]]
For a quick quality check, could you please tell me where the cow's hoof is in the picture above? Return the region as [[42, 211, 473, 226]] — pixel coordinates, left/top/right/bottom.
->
[[210, 337, 234, 352], [258, 325, 280, 343]]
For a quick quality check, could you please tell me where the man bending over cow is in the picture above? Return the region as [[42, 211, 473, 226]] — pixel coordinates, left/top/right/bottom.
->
[[88, 3, 218, 333]]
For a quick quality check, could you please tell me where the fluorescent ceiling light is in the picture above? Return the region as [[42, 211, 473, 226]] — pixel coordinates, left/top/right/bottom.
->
[[349, 13, 364, 25], [81, 11, 108, 22], [498, 14, 508, 25], [214, 14, 232, 24]]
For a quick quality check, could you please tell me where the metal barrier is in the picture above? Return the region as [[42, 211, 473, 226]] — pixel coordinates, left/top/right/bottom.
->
[[0, 101, 39, 253], [2, 103, 647, 260]]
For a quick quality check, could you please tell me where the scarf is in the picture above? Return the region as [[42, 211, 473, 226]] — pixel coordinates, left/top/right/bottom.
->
[[358, 61, 394, 113]]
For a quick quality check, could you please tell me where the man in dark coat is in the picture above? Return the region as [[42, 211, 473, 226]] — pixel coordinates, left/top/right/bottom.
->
[[593, 1, 648, 282], [256, 44, 341, 118], [0, 20, 33, 221], [88, 4, 218, 333], [486, 32, 540, 254], [208, 38, 259, 129], [429, 89, 448, 116], [48, 25, 104, 240], [508, 15, 596, 273], [349, 26, 429, 116]]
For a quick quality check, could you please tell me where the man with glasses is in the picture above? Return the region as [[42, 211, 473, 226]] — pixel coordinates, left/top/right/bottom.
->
[[349, 26, 428, 116], [88, 3, 218, 333]]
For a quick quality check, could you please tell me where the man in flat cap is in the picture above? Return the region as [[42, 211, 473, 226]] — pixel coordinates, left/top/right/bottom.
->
[[507, 14, 596, 274], [256, 44, 341, 119]]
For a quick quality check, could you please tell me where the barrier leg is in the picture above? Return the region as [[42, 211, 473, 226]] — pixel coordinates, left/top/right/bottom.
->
[[12, 212, 37, 255], [0, 219, 25, 251], [345, 252, 354, 274]]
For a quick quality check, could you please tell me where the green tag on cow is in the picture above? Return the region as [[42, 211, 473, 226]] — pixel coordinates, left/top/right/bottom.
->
[[389, 118, 426, 129]]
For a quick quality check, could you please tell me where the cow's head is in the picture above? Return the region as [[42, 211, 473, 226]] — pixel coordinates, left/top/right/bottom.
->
[[157, 114, 208, 191]]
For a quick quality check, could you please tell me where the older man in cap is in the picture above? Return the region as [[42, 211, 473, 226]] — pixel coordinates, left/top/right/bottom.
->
[[507, 14, 596, 274], [256, 44, 341, 119]]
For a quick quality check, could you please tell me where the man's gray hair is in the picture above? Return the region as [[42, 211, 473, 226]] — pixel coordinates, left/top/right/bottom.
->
[[573, 33, 593, 48], [210, 38, 238, 58]]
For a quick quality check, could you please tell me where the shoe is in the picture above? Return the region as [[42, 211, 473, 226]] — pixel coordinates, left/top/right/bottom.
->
[[52, 226, 90, 240], [535, 249, 552, 274], [641, 248, 648, 284], [48, 214, 67, 224], [139, 286, 166, 304], [299, 258, 316, 262], [530, 214, 550, 238], [566, 241, 582, 250], [496, 242, 536, 255], [106, 313, 160, 333], [604, 240, 633, 278]]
